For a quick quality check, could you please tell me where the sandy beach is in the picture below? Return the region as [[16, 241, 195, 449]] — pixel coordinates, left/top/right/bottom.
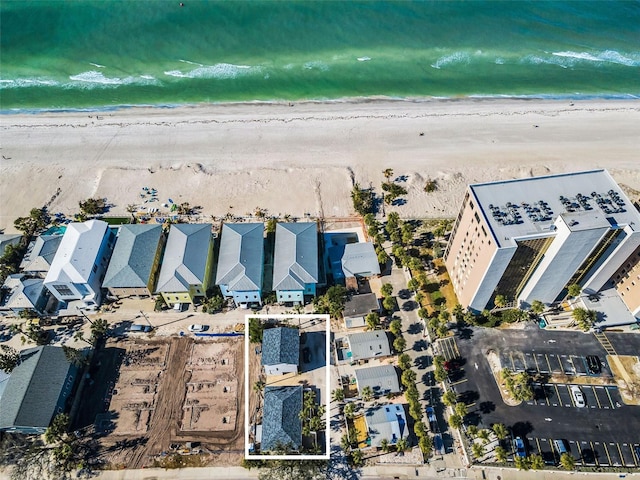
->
[[1, 99, 639, 233]]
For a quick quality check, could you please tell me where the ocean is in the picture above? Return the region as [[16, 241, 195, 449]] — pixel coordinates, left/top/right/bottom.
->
[[1, 1, 639, 112]]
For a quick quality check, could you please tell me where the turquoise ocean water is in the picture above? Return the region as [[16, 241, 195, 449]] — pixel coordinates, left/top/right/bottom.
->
[[1, 1, 639, 112]]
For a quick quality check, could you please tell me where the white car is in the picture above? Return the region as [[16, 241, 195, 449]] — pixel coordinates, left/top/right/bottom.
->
[[188, 324, 208, 333], [570, 385, 586, 408]]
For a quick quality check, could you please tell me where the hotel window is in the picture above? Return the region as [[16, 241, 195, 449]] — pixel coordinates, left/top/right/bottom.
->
[[53, 284, 74, 296], [469, 200, 474, 210], [474, 212, 480, 223]]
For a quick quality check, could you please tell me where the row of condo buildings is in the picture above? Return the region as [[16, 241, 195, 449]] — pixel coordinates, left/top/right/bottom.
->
[[444, 169, 640, 323], [1, 221, 385, 317]]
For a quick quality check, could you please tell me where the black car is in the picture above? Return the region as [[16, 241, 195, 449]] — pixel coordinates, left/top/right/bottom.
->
[[586, 355, 601, 374]]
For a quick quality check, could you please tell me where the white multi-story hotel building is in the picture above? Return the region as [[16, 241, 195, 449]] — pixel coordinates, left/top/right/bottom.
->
[[444, 170, 640, 312]]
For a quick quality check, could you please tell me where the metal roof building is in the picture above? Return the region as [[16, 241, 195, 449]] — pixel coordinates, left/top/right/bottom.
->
[[261, 386, 303, 452], [341, 242, 380, 278], [155, 224, 212, 295], [354, 365, 400, 396], [103, 224, 164, 295], [20, 235, 62, 274], [0, 346, 77, 434], [346, 331, 391, 361], [364, 403, 408, 447], [216, 223, 264, 304], [272, 222, 318, 295]]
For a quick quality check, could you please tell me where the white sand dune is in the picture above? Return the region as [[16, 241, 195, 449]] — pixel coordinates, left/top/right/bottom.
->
[[1, 99, 639, 232]]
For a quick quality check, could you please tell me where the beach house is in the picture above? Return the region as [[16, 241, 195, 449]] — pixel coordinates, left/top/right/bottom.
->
[[155, 224, 214, 306], [261, 326, 299, 376], [364, 404, 408, 448], [216, 223, 264, 307], [19, 234, 63, 277], [345, 331, 392, 362], [272, 222, 319, 304], [343, 292, 380, 329], [0, 274, 51, 317], [354, 365, 400, 397], [261, 385, 303, 452], [0, 346, 79, 434], [102, 224, 165, 298], [341, 242, 381, 290], [43, 220, 115, 309]]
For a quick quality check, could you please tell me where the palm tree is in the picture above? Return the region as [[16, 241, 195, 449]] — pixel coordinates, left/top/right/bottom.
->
[[340, 435, 351, 453], [401, 369, 416, 388], [361, 386, 373, 402], [530, 300, 545, 315], [397, 353, 412, 371], [471, 442, 485, 460], [351, 449, 363, 466], [492, 423, 508, 440], [442, 390, 457, 407], [494, 294, 507, 308], [253, 380, 265, 394], [382, 168, 394, 183], [495, 446, 507, 464], [454, 402, 468, 418], [365, 313, 380, 331], [344, 402, 356, 419], [560, 453, 575, 471], [393, 335, 406, 352], [395, 437, 409, 453], [530, 454, 544, 470], [448, 414, 462, 429], [331, 388, 345, 402], [477, 428, 490, 443], [380, 438, 390, 453]]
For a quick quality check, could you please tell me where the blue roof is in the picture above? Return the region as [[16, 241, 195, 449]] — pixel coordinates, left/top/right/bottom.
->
[[262, 386, 302, 452], [261, 327, 299, 367]]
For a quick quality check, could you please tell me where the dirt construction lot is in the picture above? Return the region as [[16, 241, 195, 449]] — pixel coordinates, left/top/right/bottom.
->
[[99, 336, 244, 468]]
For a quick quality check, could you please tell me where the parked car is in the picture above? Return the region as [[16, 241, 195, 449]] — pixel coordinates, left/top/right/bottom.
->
[[554, 439, 568, 455], [514, 436, 527, 458], [128, 324, 152, 333], [586, 355, 601, 374], [188, 324, 208, 332], [570, 385, 586, 408]]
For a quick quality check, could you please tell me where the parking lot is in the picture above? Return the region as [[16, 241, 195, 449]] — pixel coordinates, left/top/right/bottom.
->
[[498, 351, 612, 377], [450, 324, 640, 447], [522, 437, 640, 467], [528, 383, 622, 409]]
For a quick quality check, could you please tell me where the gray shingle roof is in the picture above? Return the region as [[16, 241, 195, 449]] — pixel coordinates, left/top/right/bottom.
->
[[272, 223, 318, 292], [354, 365, 400, 395], [0, 346, 73, 430], [103, 224, 163, 289], [215, 223, 264, 291], [20, 235, 62, 273], [341, 242, 380, 278], [347, 331, 391, 361], [156, 224, 212, 293], [262, 386, 302, 452], [343, 293, 379, 318], [261, 327, 299, 366]]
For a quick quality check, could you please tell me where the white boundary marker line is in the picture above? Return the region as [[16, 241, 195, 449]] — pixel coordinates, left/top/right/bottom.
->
[[244, 313, 331, 460]]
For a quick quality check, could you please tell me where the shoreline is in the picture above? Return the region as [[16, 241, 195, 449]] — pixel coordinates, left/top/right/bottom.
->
[[2, 93, 640, 115], [1, 98, 639, 233]]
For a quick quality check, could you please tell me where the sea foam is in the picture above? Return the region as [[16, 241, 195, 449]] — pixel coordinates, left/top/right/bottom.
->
[[431, 52, 471, 69], [0, 78, 59, 88], [552, 50, 639, 67], [68, 71, 159, 88], [164, 63, 260, 79]]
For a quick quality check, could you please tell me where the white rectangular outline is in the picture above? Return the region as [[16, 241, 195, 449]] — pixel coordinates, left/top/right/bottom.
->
[[245, 314, 331, 460]]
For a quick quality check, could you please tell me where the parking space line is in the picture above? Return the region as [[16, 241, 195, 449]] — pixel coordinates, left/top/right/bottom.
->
[[605, 387, 615, 408], [545, 354, 553, 373], [603, 443, 612, 466], [591, 441, 600, 466], [567, 385, 575, 407], [616, 443, 625, 466], [553, 384, 561, 406], [593, 387, 602, 408], [557, 355, 566, 373], [452, 339, 460, 358], [576, 441, 585, 465], [509, 352, 516, 371], [449, 378, 467, 387], [630, 444, 639, 466], [531, 354, 540, 373]]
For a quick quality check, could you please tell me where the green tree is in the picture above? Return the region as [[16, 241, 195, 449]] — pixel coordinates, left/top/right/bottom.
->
[[382, 168, 394, 182], [393, 335, 406, 352], [413, 421, 426, 439], [448, 414, 462, 429], [401, 369, 416, 388], [351, 183, 375, 216], [389, 318, 402, 336], [454, 402, 468, 418], [492, 423, 508, 440], [202, 294, 224, 313], [495, 446, 507, 464], [419, 435, 433, 456], [471, 442, 485, 460], [567, 283, 582, 298], [466, 425, 478, 438], [331, 388, 345, 402], [514, 456, 531, 471], [442, 391, 457, 407], [62, 346, 87, 367], [343, 402, 356, 419], [530, 300, 545, 315], [380, 438, 390, 453], [405, 384, 419, 403], [253, 380, 265, 394], [572, 307, 597, 331], [436, 323, 449, 339], [78, 197, 106, 216], [377, 249, 389, 265], [350, 449, 363, 467], [44, 413, 70, 445], [409, 402, 422, 421], [249, 317, 264, 343], [0, 345, 20, 372], [494, 294, 507, 308], [560, 453, 575, 471], [313, 285, 347, 318], [395, 437, 409, 453], [529, 454, 544, 470], [89, 317, 109, 345], [265, 217, 277, 233], [13, 207, 49, 238], [434, 364, 447, 382], [382, 296, 396, 312], [361, 386, 373, 402], [340, 435, 351, 453], [407, 278, 419, 292], [477, 429, 490, 443], [365, 312, 380, 331], [380, 283, 394, 297], [452, 303, 464, 318], [397, 353, 412, 371]]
